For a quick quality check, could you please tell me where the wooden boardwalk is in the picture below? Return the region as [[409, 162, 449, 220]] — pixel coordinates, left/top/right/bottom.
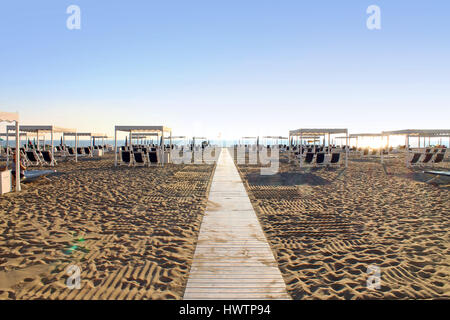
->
[[184, 148, 290, 300]]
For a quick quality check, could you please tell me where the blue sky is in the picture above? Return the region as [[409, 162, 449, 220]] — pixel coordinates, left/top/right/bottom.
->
[[1, 1, 449, 140]]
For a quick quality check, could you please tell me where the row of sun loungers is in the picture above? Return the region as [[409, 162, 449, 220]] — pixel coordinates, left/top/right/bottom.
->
[[294, 152, 342, 167], [408, 152, 445, 167], [118, 150, 160, 167]]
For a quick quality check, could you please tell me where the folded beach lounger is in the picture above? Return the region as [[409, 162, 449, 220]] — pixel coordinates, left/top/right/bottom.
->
[[120, 151, 133, 166], [84, 147, 92, 156], [41, 150, 56, 166], [148, 151, 159, 165], [315, 152, 326, 167], [409, 153, 422, 167], [25, 151, 42, 166], [432, 153, 444, 165], [302, 152, 315, 166], [421, 153, 434, 166], [77, 147, 85, 156], [133, 151, 147, 167], [21, 169, 57, 182], [329, 153, 341, 167]]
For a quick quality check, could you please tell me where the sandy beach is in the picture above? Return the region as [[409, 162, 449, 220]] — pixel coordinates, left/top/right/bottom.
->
[[0, 154, 215, 299], [236, 150, 450, 299]]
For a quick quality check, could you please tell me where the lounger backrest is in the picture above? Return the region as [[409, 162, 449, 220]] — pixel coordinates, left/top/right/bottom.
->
[[363, 149, 369, 156], [84, 147, 91, 154], [411, 153, 421, 164], [41, 151, 52, 162], [425, 149, 431, 153], [433, 153, 444, 163], [134, 152, 145, 163], [148, 152, 158, 163], [422, 153, 433, 163], [121, 151, 132, 163], [68, 147, 75, 155], [316, 153, 325, 164], [26, 151, 38, 162], [330, 153, 340, 163], [305, 152, 314, 163], [77, 147, 84, 154], [440, 149, 446, 153]]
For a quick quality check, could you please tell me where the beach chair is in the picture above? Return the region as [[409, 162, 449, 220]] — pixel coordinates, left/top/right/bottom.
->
[[77, 147, 85, 156], [301, 152, 315, 167], [41, 150, 56, 166], [328, 153, 341, 167], [84, 147, 92, 156], [148, 151, 159, 166], [315, 152, 326, 167], [408, 153, 422, 167], [119, 150, 133, 166], [21, 169, 57, 182], [25, 151, 42, 166], [133, 152, 148, 167], [420, 153, 434, 166], [431, 153, 444, 166]]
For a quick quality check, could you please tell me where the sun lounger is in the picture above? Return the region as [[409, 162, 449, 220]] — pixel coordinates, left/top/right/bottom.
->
[[423, 170, 450, 177], [40, 150, 56, 166], [119, 151, 133, 166], [408, 153, 422, 167], [301, 152, 315, 166], [77, 147, 85, 156], [315, 152, 326, 167], [432, 153, 445, 165], [148, 151, 159, 165], [21, 170, 57, 182], [84, 147, 92, 156], [133, 152, 147, 167], [25, 151, 42, 166], [329, 153, 341, 167], [421, 153, 434, 166]]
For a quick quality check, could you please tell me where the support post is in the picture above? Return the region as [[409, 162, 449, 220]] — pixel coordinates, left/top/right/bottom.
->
[[15, 120, 21, 192]]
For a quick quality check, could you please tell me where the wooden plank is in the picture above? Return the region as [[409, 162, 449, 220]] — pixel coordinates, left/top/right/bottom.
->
[[184, 148, 290, 300]]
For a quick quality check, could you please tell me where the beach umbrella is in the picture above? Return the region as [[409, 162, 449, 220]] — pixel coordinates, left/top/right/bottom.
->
[[125, 137, 128, 146], [60, 137, 63, 146]]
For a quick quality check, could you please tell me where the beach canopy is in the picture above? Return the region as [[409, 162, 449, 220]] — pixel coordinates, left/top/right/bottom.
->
[[63, 132, 106, 157], [382, 129, 450, 137], [114, 125, 172, 166], [0, 112, 19, 123], [381, 129, 450, 166], [1, 111, 20, 192], [289, 128, 349, 167], [8, 125, 77, 164]]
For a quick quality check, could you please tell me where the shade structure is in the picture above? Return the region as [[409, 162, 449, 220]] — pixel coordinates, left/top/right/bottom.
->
[[63, 132, 106, 158], [114, 125, 172, 166], [381, 129, 450, 167], [0, 111, 20, 192], [8, 125, 76, 165], [289, 128, 349, 168], [192, 136, 208, 146], [240, 136, 258, 146], [262, 136, 288, 146]]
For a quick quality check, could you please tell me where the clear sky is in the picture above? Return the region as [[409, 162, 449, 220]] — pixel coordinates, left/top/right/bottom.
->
[[1, 1, 449, 140]]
